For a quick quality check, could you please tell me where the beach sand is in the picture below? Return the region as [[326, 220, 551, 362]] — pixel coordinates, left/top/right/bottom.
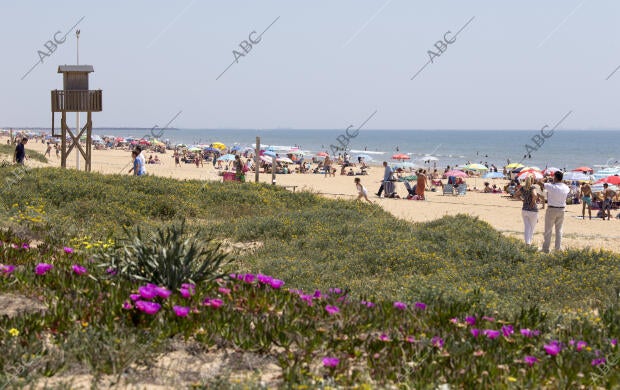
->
[[13, 138, 620, 253]]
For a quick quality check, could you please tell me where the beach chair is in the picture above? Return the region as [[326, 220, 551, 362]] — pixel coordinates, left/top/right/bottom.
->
[[457, 184, 467, 196], [403, 181, 416, 197], [442, 183, 454, 195]]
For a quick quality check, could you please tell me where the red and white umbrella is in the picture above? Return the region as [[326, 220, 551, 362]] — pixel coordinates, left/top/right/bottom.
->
[[518, 171, 543, 180], [443, 170, 468, 178], [543, 167, 560, 175], [316, 152, 329, 157], [392, 153, 410, 160], [595, 175, 620, 185]]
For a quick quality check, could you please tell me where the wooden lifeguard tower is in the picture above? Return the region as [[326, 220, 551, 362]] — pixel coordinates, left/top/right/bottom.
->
[[51, 65, 102, 171]]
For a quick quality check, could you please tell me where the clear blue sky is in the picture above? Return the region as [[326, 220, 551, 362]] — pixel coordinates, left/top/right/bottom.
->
[[2, 0, 619, 130]]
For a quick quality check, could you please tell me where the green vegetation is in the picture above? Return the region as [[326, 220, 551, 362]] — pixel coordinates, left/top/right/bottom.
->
[[0, 167, 618, 388], [0, 143, 48, 163]]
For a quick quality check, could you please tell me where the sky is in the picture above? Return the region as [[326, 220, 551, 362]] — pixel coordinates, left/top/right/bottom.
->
[[2, 0, 620, 130]]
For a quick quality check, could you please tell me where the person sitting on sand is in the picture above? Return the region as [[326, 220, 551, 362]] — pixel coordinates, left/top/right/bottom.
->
[[483, 182, 492, 193], [154, 155, 160, 164]]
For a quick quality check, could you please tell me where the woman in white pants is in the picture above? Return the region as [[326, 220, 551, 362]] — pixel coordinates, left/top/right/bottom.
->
[[516, 176, 539, 245]]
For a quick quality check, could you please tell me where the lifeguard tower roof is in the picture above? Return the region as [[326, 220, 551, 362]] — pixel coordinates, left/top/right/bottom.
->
[[58, 65, 94, 73]]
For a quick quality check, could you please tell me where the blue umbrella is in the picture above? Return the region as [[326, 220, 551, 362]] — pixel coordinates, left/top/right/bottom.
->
[[231, 145, 242, 151], [203, 147, 220, 153], [218, 154, 236, 162], [263, 150, 277, 158], [483, 172, 504, 179]]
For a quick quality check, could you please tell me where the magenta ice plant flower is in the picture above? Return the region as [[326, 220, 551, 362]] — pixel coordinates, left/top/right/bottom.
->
[[501, 325, 514, 337], [431, 336, 444, 349], [203, 298, 223, 308], [129, 293, 141, 301], [21, 243, 29, 250], [325, 305, 340, 315], [379, 333, 390, 342], [405, 336, 415, 343], [482, 316, 495, 322], [138, 284, 158, 300], [483, 329, 501, 339], [524, 355, 538, 367], [414, 302, 426, 310], [155, 286, 171, 299], [257, 274, 273, 284], [576, 341, 587, 351], [393, 301, 407, 310], [72, 264, 87, 275], [322, 357, 339, 368], [35, 263, 53, 275], [520, 328, 540, 338], [360, 300, 375, 308], [313, 290, 322, 299], [471, 329, 480, 338], [465, 316, 476, 326], [592, 358, 606, 366], [218, 287, 231, 295], [0, 265, 15, 274], [300, 294, 313, 306], [450, 317, 459, 324], [63, 246, 74, 254], [243, 274, 255, 283], [269, 279, 284, 289], [106, 267, 117, 275], [180, 283, 195, 298], [544, 341, 562, 356], [328, 288, 342, 294], [122, 301, 132, 310], [611, 339, 618, 347], [173, 305, 190, 317], [135, 300, 161, 315]]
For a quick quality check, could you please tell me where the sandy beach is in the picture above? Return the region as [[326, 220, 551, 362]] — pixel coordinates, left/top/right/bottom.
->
[[12, 138, 620, 253]]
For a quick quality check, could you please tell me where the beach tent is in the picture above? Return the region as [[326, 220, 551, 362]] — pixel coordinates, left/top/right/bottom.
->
[[218, 154, 236, 162], [482, 172, 504, 179]]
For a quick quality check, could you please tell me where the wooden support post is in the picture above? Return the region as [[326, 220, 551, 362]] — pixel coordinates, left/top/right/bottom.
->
[[61, 112, 67, 168], [255, 136, 260, 183], [85, 112, 92, 172], [271, 155, 276, 185]]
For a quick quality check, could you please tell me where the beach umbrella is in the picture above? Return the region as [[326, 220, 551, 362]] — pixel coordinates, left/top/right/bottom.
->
[[543, 167, 561, 175], [218, 154, 236, 162], [231, 145, 242, 151], [263, 150, 277, 158], [392, 153, 410, 160], [176, 143, 187, 148], [316, 152, 329, 157], [518, 171, 543, 180], [562, 171, 591, 181], [463, 163, 489, 171], [419, 155, 439, 162], [203, 147, 220, 153], [277, 157, 294, 164], [483, 172, 504, 179], [391, 162, 416, 169], [443, 170, 468, 178], [595, 175, 620, 185], [592, 183, 618, 193], [260, 155, 275, 164], [212, 142, 227, 150], [572, 166, 593, 173], [505, 163, 524, 169], [520, 166, 542, 172]]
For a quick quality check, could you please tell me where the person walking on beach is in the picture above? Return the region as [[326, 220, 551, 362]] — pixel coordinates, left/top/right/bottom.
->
[[581, 182, 592, 220], [602, 183, 615, 220], [128, 150, 146, 176], [234, 155, 245, 182], [541, 171, 570, 253], [324, 156, 333, 177], [45, 143, 52, 158], [376, 161, 393, 197], [516, 176, 539, 245], [13, 137, 27, 165], [354, 178, 372, 203]]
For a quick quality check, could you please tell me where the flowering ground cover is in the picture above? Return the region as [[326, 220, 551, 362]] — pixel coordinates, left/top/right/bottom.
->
[[0, 167, 618, 388]]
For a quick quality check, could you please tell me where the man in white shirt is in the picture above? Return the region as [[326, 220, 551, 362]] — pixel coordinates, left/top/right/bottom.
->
[[541, 171, 570, 253], [136, 146, 147, 175]]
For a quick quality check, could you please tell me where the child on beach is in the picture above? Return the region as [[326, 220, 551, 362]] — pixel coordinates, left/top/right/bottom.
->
[[354, 178, 372, 203]]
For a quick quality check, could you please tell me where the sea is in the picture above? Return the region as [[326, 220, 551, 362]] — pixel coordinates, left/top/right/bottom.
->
[[23, 127, 620, 171]]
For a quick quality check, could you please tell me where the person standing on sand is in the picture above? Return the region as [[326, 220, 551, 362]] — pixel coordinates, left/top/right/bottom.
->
[[13, 137, 27, 165], [354, 178, 372, 203], [324, 156, 333, 178], [128, 150, 145, 176], [541, 171, 570, 253], [516, 176, 539, 245], [416, 169, 428, 200], [581, 182, 592, 220], [45, 143, 52, 157], [602, 183, 615, 221], [376, 161, 393, 197]]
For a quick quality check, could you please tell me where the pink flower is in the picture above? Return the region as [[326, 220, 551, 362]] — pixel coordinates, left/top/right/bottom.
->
[[483, 329, 500, 339], [155, 286, 171, 299], [471, 329, 480, 338], [35, 263, 53, 275], [269, 279, 284, 289], [414, 302, 426, 310], [72, 264, 87, 275], [300, 294, 313, 306], [524, 355, 538, 366], [257, 274, 273, 284], [325, 305, 340, 315], [21, 243, 29, 250], [313, 290, 322, 299], [122, 301, 132, 310], [242, 274, 255, 283], [135, 300, 161, 315], [393, 301, 407, 310], [106, 267, 117, 275], [576, 341, 587, 351], [203, 298, 223, 308], [465, 316, 476, 326], [173, 305, 190, 317], [450, 317, 459, 324], [520, 328, 540, 338], [0, 265, 15, 274], [360, 300, 375, 308], [138, 284, 158, 299], [379, 333, 390, 342], [431, 336, 444, 349], [544, 341, 562, 356], [592, 358, 606, 366], [322, 357, 339, 368], [63, 246, 74, 254], [129, 294, 141, 301], [180, 284, 195, 298], [218, 287, 231, 295], [501, 325, 514, 337], [482, 316, 495, 322], [328, 288, 342, 294], [405, 336, 415, 343], [611, 339, 618, 347]]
